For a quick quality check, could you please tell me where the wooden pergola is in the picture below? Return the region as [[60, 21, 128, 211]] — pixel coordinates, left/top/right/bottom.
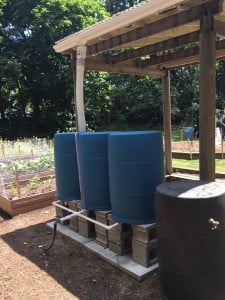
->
[[53, 0, 225, 181]]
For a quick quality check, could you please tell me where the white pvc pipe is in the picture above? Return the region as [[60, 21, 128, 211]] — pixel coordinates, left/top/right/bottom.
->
[[53, 200, 119, 230]]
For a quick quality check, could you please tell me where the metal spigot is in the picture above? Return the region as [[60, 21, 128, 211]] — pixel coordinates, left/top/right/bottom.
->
[[208, 218, 220, 230]]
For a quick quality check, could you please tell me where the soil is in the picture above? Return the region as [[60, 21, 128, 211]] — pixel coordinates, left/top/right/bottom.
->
[[0, 206, 162, 300], [172, 140, 225, 153], [1, 139, 223, 300]]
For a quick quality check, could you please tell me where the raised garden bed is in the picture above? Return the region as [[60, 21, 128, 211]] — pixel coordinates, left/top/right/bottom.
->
[[0, 190, 56, 217], [0, 152, 56, 216]]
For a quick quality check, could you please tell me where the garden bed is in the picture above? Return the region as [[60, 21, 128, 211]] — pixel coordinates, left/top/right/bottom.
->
[[0, 148, 56, 216], [0, 190, 56, 216]]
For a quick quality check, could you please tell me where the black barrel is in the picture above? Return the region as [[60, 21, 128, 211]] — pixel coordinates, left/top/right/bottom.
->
[[76, 132, 111, 210], [54, 132, 80, 201], [155, 180, 225, 300], [108, 131, 164, 224]]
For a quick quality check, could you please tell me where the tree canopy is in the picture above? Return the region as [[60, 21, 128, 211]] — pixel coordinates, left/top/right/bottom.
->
[[0, 0, 225, 139]]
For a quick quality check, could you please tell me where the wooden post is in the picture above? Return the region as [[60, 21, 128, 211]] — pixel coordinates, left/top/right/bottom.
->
[[15, 165, 21, 198], [73, 45, 87, 132], [199, 10, 216, 181], [2, 144, 5, 158], [162, 70, 172, 175]]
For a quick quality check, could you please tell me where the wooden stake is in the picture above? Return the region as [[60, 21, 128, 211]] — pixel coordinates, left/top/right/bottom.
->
[[18, 145, 21, 160], [221, 135, 224, 159], [1, 144, 5, 158], [31, 148, 34, 159], [15, 165, 21, 198], [188, 139, 192, 160]]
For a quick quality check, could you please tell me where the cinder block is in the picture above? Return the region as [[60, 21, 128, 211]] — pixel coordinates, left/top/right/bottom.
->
[[132, 223, 156, 243], [68, 200, 80, 212], [69, 216, 79, 232], [132, 238, 158, 267], [78, 218, 95, 238], [55, 201, 71, 225], [107, 214, 132, 255], [95, 210, 112, 224], [68, 200, 80, 232], [108, 214, 131, 233], [109, 231, 132, 255], [94, 211, 111, 247], [95, 229, 108, 248], [78, 210, 96, 238], [55, 200, 69, 217]]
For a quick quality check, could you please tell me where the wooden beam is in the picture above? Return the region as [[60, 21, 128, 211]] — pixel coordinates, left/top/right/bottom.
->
[[75, 46, 87, 132], [108, 31, 200, 64], [199, 11, 216, 181], [87, 1, 219, 55], [215, 19, 225, 36], [162, 71, 172, 175], [138, 39, 225, 69], [85, 56, 166, 77]]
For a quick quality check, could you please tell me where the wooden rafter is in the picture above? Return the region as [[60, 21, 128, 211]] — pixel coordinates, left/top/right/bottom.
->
[[87, 0, 219, 56], [107, 31, 200, 64], [215, 19, 225, 37], [138, 39, 225, 69], [85, 56, 165, 77]]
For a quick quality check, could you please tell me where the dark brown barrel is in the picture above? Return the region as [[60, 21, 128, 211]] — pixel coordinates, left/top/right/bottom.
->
[[155, 180, 225, 300]]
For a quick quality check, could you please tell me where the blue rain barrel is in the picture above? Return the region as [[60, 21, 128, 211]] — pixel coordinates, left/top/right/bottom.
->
[[108, 131, 164, 224], [183, 127, 193, 140], [155, 180, 225, 300], [76, 132, 111, 210], [54, 132, 80, 201]]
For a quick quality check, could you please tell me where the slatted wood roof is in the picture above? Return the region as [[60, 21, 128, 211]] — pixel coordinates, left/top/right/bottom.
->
[[53, 0, 225, 76]]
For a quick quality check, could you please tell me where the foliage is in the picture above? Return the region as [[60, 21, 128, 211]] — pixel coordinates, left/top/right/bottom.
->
[[0, 0, 107, 138], [101, 0, 145, 15], [1, 0, 225, 139], [0, 155, 54, 174]]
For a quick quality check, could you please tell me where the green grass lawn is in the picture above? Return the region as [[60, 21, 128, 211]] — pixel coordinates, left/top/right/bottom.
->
[[172, 158, 225, 173]]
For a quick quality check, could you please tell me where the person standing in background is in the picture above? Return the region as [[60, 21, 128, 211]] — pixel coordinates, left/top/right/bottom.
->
[[221, 109, 225, 141]]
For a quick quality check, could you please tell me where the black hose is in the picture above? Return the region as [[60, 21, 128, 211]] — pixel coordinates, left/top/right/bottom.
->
[[42, 219, 59, 251]]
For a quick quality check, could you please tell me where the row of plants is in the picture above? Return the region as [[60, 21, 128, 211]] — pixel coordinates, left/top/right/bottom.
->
[[0, 154, 55, 200], [0, 138, 53, 159]]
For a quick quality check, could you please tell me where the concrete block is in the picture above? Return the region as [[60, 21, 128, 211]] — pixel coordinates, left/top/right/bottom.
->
[[95, 229, 108, 248], [68, 200, 80, 232], [132, 223, 156, 243], [108, 231, 132, 255], [95, 210, 112, 224], [68, 200, 80, 211], [108, 214, 132, 233], [132, 238, 158, 267], [78, 217, 95, 238]]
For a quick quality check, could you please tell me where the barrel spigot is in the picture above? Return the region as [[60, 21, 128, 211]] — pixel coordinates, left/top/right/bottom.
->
[[208, 218, 220, 230]]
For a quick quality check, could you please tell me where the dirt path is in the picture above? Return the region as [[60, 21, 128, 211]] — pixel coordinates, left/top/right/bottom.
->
[[0, 206, 162, 300]]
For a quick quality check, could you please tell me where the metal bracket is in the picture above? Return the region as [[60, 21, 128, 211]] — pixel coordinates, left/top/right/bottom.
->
[[209, 218, 220, 230]]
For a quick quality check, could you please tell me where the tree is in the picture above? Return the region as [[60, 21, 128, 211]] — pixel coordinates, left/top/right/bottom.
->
[[0, 0, 108, 138], [102, 0, 144, 15]]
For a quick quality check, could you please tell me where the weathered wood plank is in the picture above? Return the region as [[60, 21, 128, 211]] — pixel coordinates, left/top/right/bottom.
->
[[85, 57, 165, 77], [199, 13, 216, 181], [87, 1, 219, 55]]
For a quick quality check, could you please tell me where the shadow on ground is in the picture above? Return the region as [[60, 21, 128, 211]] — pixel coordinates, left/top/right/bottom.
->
[[1, 214, 162, 300]]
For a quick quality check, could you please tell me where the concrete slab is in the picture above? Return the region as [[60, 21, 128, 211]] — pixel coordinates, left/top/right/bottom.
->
[[47, 221, 158, 281]]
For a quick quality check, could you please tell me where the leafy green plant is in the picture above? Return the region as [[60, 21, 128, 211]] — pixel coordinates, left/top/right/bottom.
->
[[7, 182, 17, 198], [27, 175, 40, 193], [112, 239, 121, 246]]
